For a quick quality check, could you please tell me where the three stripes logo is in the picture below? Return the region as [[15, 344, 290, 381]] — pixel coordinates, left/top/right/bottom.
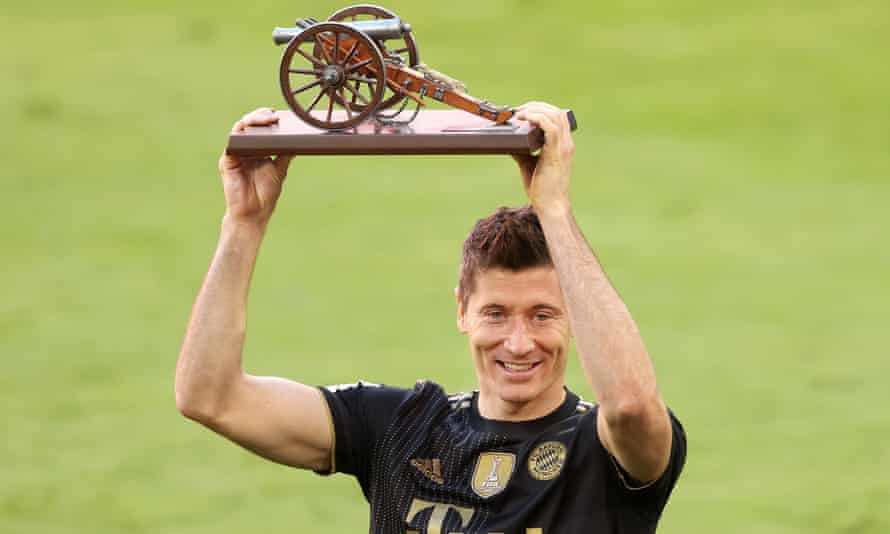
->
[[527, 441, 567, 481], [410, 458, 444, 484]]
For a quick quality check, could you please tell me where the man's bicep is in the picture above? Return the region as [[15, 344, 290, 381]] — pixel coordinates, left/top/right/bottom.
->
[[206, 375, 333, 471], [596, 402, 674, 485], [595, 408, 687, 520]]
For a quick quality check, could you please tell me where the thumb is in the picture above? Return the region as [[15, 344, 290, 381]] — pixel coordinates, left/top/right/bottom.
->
[[511, 153, 537, 180], [219, 153, 244, 175], [273, 155, 294, 181]]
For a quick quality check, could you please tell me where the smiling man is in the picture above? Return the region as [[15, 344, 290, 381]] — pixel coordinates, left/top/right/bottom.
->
[[176, 102, 685, 533]]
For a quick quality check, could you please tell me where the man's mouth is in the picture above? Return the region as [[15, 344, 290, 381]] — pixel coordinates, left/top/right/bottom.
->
[[497, 360, 542, 373]]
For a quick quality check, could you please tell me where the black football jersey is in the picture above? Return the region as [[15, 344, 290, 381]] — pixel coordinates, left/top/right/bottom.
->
[[318, 380, 686, 534]]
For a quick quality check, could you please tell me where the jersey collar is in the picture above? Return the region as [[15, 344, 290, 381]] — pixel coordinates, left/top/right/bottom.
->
[[468, 388, 580, 439]]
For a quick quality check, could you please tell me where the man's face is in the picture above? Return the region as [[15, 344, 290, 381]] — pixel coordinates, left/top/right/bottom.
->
[[458, 266, 571, 415]]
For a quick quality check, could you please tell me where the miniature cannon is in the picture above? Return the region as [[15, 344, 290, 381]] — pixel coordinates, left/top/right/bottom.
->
[[273, 4, 516, 130]]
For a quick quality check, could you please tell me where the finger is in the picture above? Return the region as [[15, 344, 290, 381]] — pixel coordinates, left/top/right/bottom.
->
[[516, 106, 562, 127], [534, 105, 567, 129], [231, 115, 275, 132], [517, 102, 572, 135], [560, 114, 575, 153], [244, 108, 279, 125], [248, 106, 276, 116], [219, 153, 242, 173], [517, 101, 561, 115], [511, 153, 536, 169], [233, 108, 279, 132], [517, 110, 564, 155], [516, 110, 560, 139], [517, 101, 557, 110], [557, 107, 572, 134], [511, 154, 538, 183]]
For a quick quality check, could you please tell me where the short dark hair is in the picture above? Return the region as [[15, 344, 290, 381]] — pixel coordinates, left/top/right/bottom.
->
[[458, 205, 552, 307]]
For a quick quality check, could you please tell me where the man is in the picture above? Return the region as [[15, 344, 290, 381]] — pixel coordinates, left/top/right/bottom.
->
[[176, 102, 685, 533]]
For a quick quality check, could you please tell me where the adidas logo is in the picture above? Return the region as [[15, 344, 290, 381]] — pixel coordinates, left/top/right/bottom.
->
[[410, 458, 444, 484]]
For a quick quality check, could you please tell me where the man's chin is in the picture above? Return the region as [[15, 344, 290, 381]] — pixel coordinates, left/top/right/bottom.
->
[[496, 384, 539, 405]]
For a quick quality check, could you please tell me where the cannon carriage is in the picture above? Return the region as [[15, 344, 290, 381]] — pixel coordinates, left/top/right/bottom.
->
[[273, 4, 515, 130]]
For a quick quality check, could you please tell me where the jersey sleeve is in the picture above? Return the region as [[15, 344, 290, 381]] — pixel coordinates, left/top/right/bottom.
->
[[605, 408, 687, 521], [316, 381, 412, 488]]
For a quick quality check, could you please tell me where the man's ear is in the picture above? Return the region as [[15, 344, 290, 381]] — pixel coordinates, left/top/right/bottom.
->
[[455, 287, 468, 334]]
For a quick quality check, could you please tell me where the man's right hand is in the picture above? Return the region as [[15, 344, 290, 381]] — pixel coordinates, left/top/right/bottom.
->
[[219, 108, 293, 227]]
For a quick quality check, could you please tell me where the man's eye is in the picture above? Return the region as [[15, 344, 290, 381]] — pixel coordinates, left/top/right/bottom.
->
[[534, 312, 553, 322], [484, 310, 505, 320]]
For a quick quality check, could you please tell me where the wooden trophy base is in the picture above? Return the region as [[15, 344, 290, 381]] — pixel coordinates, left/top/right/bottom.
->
[[226, 109, 576, 156]]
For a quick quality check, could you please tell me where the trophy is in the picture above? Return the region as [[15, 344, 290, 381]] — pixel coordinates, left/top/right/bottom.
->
[[226, 5, 577, 156]]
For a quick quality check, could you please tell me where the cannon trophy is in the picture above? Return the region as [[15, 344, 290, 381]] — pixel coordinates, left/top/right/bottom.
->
[[273, 4, 517, 130]]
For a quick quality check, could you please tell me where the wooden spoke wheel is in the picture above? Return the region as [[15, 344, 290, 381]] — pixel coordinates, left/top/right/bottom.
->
[[326, 4, 420, 112], [279, 22, 385, 130]]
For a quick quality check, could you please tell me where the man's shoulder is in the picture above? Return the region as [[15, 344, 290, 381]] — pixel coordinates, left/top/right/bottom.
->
[[322, 380, 384, 393], [405, 380, 477, 416], [321, 379, 469, 415], [446, 389, 474, 410]]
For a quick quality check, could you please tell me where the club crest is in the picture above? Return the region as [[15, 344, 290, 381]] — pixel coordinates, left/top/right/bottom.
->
[[527, 441, 567, 481], [471, 452, 516, 498]]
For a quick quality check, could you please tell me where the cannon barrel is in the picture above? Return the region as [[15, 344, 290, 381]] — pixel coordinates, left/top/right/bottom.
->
[[273, 17, 412, 45], [273, 27, 301, 45]]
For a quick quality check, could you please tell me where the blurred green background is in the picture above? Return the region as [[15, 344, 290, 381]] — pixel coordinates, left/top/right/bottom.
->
[[2, 0, 888, 532]]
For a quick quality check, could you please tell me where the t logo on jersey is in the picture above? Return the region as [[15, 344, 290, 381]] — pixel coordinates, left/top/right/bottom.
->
[[471, 452, 515, 498], [405, 498, 474, 534]]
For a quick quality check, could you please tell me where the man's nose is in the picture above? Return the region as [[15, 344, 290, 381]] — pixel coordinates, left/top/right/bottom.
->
[[503, 319, 535, 356]]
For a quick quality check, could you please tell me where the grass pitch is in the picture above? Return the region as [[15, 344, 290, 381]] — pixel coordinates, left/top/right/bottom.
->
[[2, 1, 888, 532]]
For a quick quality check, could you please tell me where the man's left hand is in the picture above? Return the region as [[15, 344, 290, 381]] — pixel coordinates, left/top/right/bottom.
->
[[512, 102, 575, 216]]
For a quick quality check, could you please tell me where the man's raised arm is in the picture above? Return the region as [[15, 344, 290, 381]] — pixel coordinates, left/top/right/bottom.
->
[[513, 103, 673, 484], [175, 108, 332, 471]]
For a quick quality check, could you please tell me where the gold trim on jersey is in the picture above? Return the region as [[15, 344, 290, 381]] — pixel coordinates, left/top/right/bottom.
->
[[471, 452, 516, 498], [316, 387, 337, 474], [527, 441, 566, 481], [609, 454, 659, 491]]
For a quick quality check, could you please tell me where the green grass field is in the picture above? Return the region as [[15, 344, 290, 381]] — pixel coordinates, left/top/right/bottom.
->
[[2, 1, 888, 532]]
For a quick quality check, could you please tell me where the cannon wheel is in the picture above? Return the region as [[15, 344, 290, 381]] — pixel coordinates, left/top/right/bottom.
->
[[279, 22, 385, 130], [327, 4, 420, 112]]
